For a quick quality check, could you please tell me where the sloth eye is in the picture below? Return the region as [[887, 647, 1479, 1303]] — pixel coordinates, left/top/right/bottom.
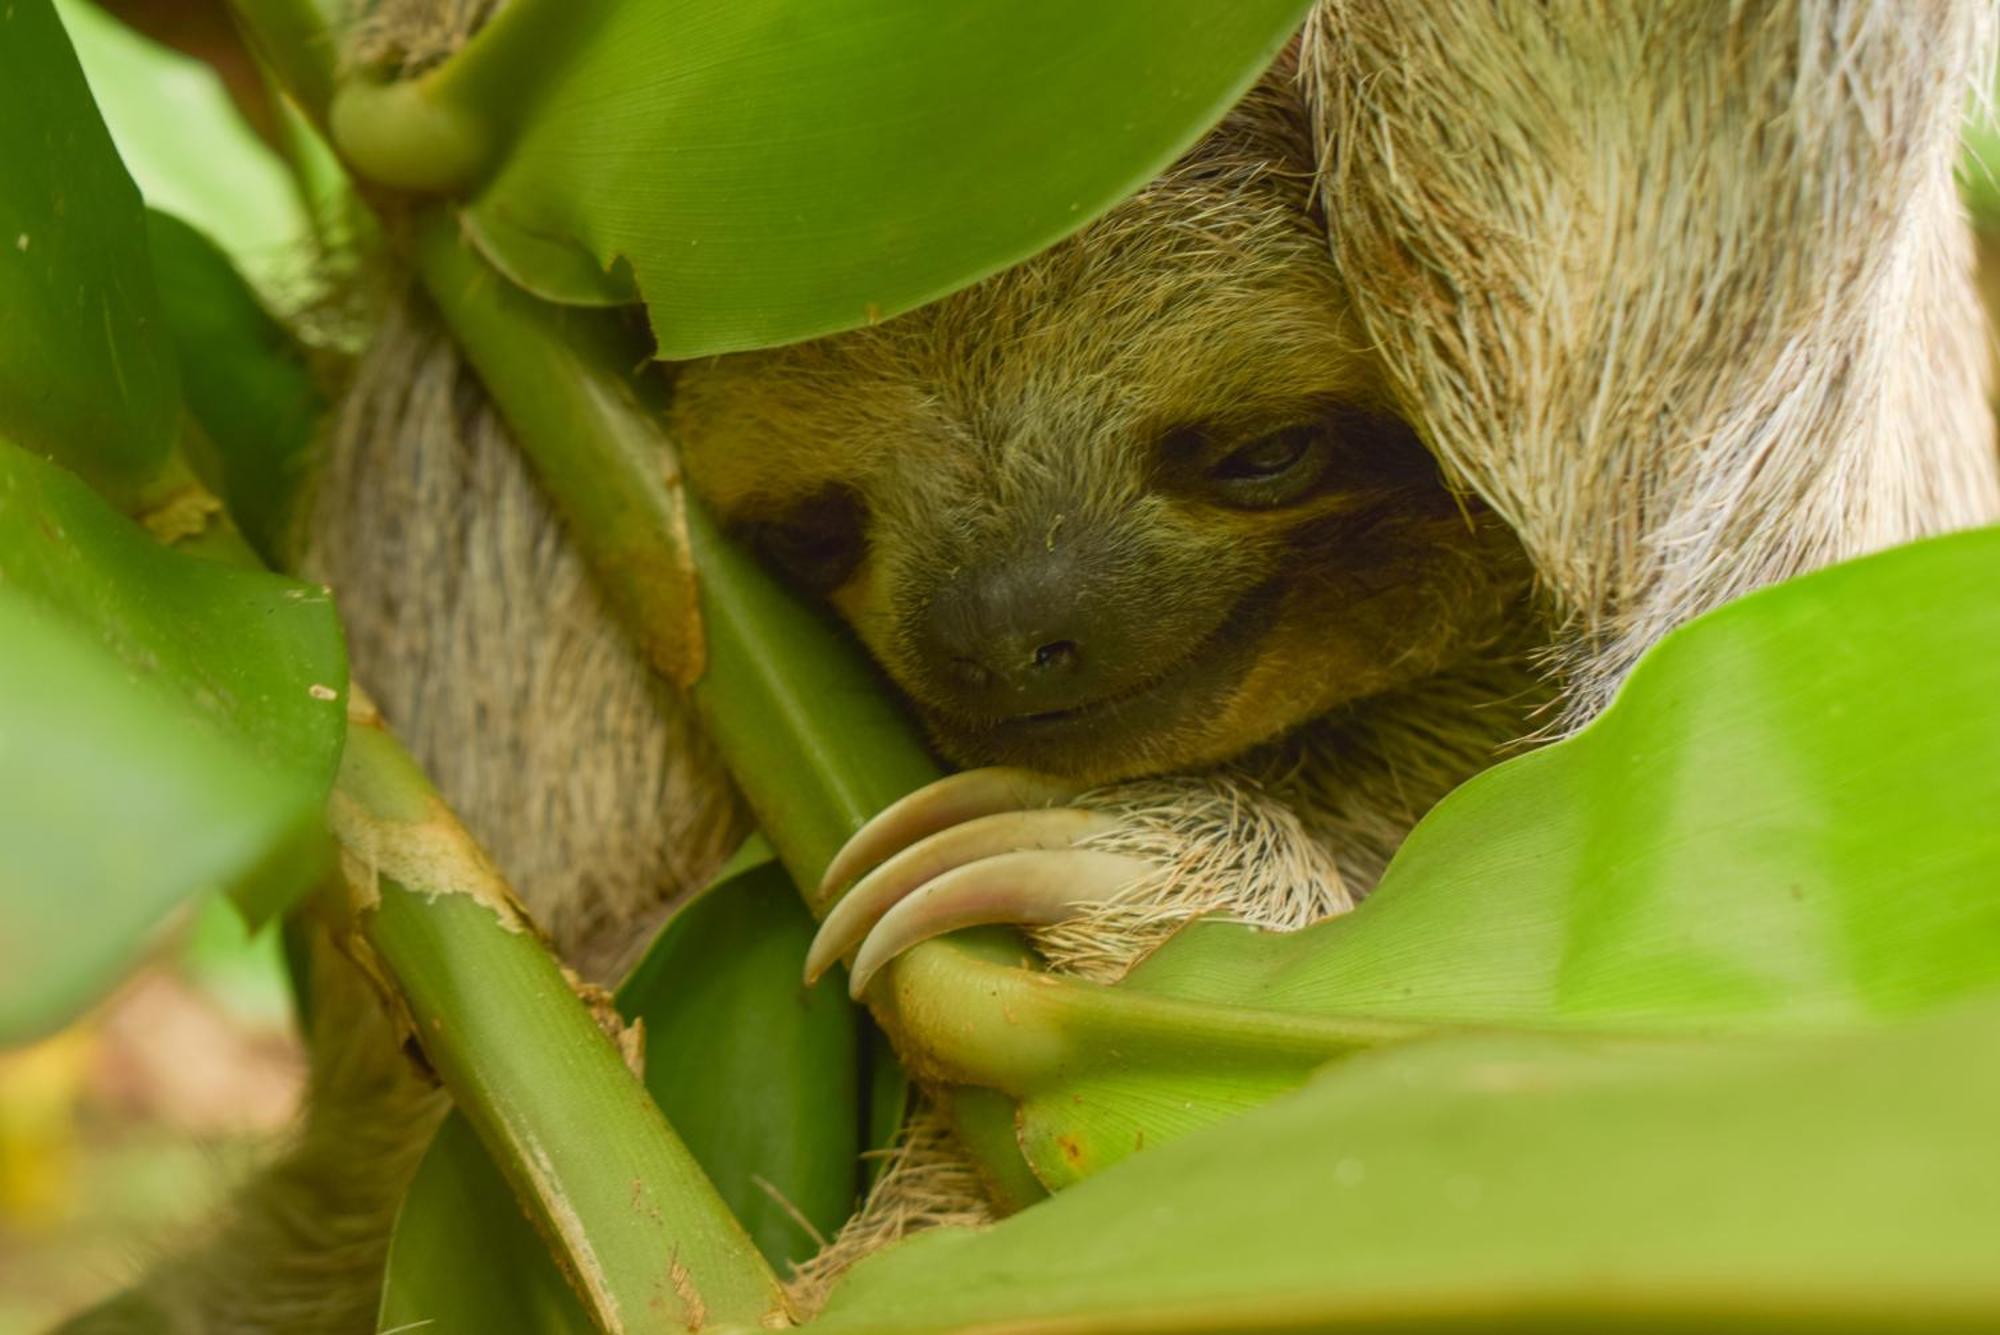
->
[[741, 485, 868, 593], [1204, 425, 1327, 507], [1210, 429, 1312, 480]]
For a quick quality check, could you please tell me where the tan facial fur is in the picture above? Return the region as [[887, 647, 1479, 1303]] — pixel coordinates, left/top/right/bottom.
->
[[672, 72, 1529, 784]]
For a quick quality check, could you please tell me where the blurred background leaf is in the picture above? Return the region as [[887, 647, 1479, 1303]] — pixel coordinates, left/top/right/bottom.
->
[[0, 0, 178, 508], [145, 210, 323, 564], [0, 442, 345, 1042], [52, 0, 313, 305]]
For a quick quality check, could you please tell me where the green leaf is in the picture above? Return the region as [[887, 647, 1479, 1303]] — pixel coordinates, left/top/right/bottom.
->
[[146, 211, 323, 564], [621, 847, 861, 1267], [0, 592, 320, 1044], [998, 526, 2000, 1190], [378, 1115, 596, 1334], [360, 0, 1311, 355], [0, 442, 345, 1042], [53, 0, 313, 304], [383, 845, 861, 1329], [0, 0, 178, 506], [812, 997, 2000, 1333], [1127, 524, 2000, 1032]]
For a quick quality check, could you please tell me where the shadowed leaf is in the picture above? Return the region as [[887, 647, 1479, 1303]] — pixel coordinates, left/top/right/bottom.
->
[[0, 0, 178, 506]]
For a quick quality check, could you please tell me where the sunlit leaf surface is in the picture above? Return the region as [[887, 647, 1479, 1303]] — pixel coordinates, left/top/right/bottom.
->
[[1003, 527, 2000, 1189], [53, 0, 311, 302], [451, 0, 1311, 356]]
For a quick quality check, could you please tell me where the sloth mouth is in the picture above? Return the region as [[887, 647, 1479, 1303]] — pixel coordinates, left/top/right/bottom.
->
[[919, 580, 1283, 780]]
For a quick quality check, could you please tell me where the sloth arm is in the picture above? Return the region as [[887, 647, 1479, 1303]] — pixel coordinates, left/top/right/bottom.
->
[[1304, 1, 1999, 723]]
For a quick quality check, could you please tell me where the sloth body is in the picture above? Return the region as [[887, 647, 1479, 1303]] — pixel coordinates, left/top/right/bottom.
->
[[77, 3, 2000, 1330]]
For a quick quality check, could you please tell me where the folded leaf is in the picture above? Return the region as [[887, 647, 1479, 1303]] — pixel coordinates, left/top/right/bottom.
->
[[1008, 526, 2000, 1190]]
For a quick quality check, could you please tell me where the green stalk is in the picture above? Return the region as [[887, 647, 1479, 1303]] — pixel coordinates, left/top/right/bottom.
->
[[334, 706, 789, 1334], [325, 0, 610, 192]]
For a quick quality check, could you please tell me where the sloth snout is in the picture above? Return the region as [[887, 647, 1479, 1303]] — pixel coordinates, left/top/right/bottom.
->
[[917, 551, 1120, 717]]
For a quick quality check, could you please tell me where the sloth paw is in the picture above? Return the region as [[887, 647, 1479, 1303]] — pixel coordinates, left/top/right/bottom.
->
[[806, 767, 1153, 998]]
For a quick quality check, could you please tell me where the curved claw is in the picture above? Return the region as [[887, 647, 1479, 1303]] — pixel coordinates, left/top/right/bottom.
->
[[817, 768, 1085, 902], [805, 807, 1118, 985], [846, 848, 1149, 998]]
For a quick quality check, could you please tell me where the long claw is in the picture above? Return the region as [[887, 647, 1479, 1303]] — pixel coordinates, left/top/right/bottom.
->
[[817, 768, 1084, 902], [805, 807, 1117, 985], [846, 849, 1149, 998]]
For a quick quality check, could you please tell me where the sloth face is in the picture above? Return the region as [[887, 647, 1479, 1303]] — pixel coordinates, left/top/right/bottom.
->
[[671, 81, 1527, 783]]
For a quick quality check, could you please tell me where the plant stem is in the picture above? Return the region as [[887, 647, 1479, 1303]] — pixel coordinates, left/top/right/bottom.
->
[[323, 0, 611, 192], [334, 705, 790, 1334]]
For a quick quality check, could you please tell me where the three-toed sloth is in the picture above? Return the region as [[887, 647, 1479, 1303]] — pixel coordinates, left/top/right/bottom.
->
[[84, 4, 1998, 1331]]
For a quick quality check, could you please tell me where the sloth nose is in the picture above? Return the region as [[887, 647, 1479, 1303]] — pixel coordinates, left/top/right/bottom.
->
[[920, 555, 1115, 715]]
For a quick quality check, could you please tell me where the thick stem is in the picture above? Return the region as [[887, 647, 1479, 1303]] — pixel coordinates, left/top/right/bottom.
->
[[333, 705, 790, 1334], [325, 0, 611, 192]]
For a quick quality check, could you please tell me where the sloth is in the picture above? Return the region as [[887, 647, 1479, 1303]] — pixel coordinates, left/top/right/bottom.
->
[[70, 2, 1999, 1331], [670, 0, 2000, 993], [668, 65, 1544, 990]]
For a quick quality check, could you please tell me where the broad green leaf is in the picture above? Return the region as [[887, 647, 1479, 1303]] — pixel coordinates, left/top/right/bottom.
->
[[53, 0, 312, 304], [0, 0, 178, 506], [0, 441, 346, 1041], [382, 845, 861, 1329], [1126, 525, 2000, 1031], [384, 0, 1312, 355], [147, 211, 322, 564], [1004, 526, 2000, 1190], [813, 998, 2000, 1333]]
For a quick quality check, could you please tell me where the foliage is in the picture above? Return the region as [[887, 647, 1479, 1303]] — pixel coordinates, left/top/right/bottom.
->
[[331, 0, 1313, 356]]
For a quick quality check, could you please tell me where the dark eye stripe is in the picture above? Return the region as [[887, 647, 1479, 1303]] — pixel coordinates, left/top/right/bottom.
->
[[739, 485, 869, 592]]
